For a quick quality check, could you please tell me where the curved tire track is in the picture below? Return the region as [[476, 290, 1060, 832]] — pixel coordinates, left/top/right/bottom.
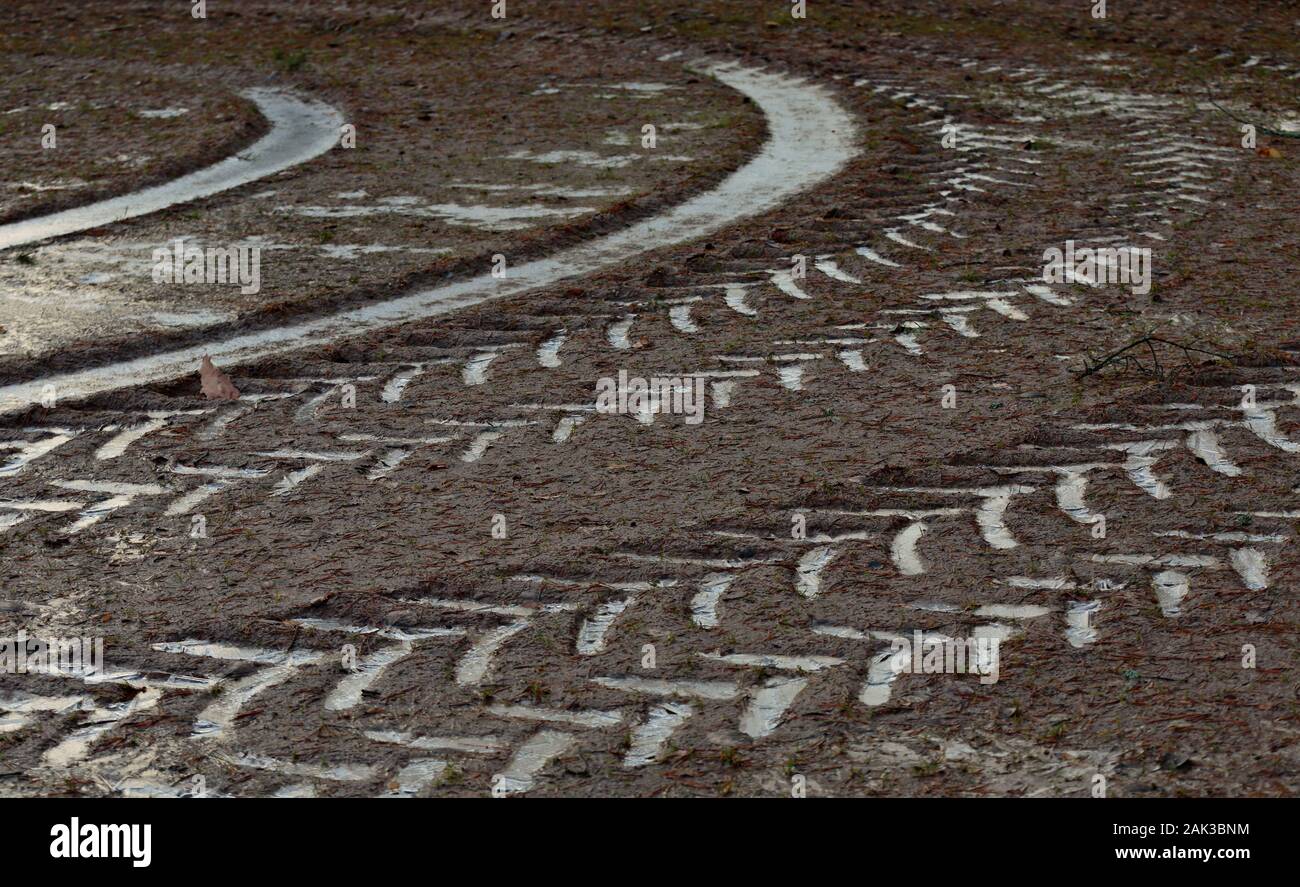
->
[[0, 88, 344, 252], [0, 61, 859, 415]]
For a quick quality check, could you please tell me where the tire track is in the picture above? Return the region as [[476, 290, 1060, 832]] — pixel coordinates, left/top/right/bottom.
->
[[0, 61, 858, 416]]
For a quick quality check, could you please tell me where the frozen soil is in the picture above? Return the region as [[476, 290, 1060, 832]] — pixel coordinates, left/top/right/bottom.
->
[[0, 0, 1296, 797]]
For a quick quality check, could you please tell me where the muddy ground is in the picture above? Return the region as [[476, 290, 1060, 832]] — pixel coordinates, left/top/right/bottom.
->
[[0, 0, 1296, 798], [0, 1, 762, 377]]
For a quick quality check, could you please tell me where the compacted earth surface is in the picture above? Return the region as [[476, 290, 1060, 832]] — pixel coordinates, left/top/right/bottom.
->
[[0, 0, 1296, 797]]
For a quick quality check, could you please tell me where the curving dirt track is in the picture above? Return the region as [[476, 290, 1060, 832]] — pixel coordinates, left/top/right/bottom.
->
[[0, 1, 1296, 798]]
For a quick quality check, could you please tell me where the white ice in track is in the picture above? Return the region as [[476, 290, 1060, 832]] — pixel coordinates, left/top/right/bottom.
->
[[0, 89, 343, 250], [1105, 440, 1175, 499], [1023, 284, 1072, 306], [313, 624, 464, 711], [462, 351, 501, 386], [222, 752, 376, 782], [366, 729, 507, 755], [1152, 570, 1190, 617], [769, 269, 810, 300], [710, 379, 738, 407], [94, 417, 169, 460], [839, 350, 867, 372], [41, 687, 163, 767], [702, 652, 841, 672], [536, 330, 567, 367], [884, 229, 927, 250], [379, 760, 449, 797], [669, 303, 699, 333], [0, 499, 81, 533], [1228, 547, 1269, 591], [0, 694, 88, 734], [495, 729, 575, 795], [1065, 600, 1100, 648], [975, 604, 1052, 619], [607, 315, 636, 349], [152, 640, 325, 739], [1185, 429, 1243, 476], [892, 521, 928, 575], [486, 704, 622, 729], [381, 365, 426, 402], [0, 62, 858, 414], [577, 598, 636, 655], [592, 675, 740, 701], [461, 430, 504, 463], [815, 257, 860, 283], [690, 572, 733, 629], [624, 702, 693, 767], [0, 432, 77, 477], [1243, 408, 1300, 453], [720, 284, 758, 316], [855, 246, 901, 268], [455, 620, 532, 685], [740, 676, 808, 738], [777, 364, 805, 391], [795, 545, 836, 598], [49, 480, 168, 533], [165, 464, 269, 515]]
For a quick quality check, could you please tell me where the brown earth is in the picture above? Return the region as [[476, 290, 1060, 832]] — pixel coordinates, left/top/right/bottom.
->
[[0, 0, 763, 379], [0, 0, 1295, 798]]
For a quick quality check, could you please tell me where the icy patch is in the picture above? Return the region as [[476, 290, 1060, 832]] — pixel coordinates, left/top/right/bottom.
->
[[222, 752, 376, 782], [279, 199, 595, 231], [365, 730, 506, 755], [624, 702, 692, 767], [536, 330, 566, 368], [701, 652, 841, 672], [592, 676, 739, 701], [486, 704, 622, 729], [455, 620, 531, 685], [974, 604, 1052, 619], [1065, 600, 1100, 647], [1152, 570, 1189, 617], [740, 676, 808, 739], [504, 149, 669, 170], [1228, 547, 1269, 591], [892, 522, 928, 575], [495, 730, 574, 795], [795, 546, 836, 598], [379, 759, 448, 797], [41, 688, 162, 768], [856, 246, 900, 268], [690, 573, 733, 629]]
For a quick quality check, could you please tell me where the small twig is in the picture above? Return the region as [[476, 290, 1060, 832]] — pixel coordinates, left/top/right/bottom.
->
[[1077, 335, 1234, 379], [1200, 78, 1299, 139], [1145, 337, 1163, 379]]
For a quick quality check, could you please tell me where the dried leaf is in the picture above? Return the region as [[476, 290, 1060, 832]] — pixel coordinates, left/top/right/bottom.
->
[[199, 355, 240, 400]]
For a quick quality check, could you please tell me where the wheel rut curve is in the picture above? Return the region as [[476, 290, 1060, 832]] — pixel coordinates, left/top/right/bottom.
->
[[0, 61, 859, 416], [0, 88, 344, 252]]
